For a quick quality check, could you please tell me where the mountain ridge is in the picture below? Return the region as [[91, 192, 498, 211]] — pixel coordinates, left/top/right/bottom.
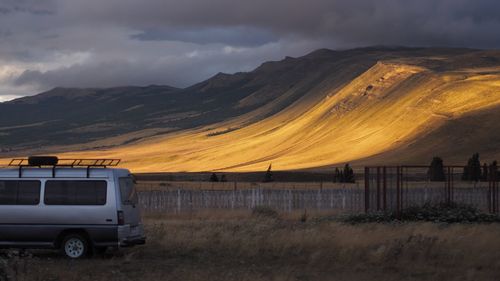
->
[[1, 47, 500, 171]]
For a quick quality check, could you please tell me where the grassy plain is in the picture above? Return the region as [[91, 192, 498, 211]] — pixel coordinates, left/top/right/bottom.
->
[[2, 211, 500, 281]]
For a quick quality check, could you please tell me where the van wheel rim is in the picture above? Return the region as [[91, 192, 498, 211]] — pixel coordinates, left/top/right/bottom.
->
[[65, 238, 85, 258]]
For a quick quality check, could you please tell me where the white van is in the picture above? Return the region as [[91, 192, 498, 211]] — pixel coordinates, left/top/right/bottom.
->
[[0, 157, 146, 258]]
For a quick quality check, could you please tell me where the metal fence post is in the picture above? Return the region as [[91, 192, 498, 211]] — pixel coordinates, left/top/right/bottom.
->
[[451, 167, 455, 204], [364, 167, 370, 213], [376, 167, 381, 211], [491, 164, 498, 214], [396, 166, 401, 218], [446, 167, 451, 204], [177, 188, 181, 214], [495, 165, 498, 214], [382, 166, 387, 211]]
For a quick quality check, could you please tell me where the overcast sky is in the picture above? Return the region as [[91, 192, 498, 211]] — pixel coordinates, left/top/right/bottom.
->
[[1, 0, 500, 101]]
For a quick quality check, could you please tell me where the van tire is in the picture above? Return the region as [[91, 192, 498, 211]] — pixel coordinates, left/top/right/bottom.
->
[[61, 234, 89, 259]]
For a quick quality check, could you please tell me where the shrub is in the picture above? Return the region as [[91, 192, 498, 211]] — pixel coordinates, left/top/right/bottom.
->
[[300, 209, 308, 222], [342, 202, 500, 224], [209, 173, 219, 182], [251, 206, 279, 218]]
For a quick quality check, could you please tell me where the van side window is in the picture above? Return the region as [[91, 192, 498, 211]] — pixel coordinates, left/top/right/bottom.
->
[[44, 180, 107, 205], [119, 177, 138, 205], [0, 181, 41, 205]]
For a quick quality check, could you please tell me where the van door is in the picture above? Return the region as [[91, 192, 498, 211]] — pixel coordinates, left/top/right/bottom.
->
[[118, 176, 141, 226]]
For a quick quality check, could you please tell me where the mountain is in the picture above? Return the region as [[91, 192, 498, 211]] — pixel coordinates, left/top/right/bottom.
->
[[1, 47, 500, 171]]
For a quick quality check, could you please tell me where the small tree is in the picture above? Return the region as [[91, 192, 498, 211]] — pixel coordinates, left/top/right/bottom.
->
[[427, 157, 445, 182], [333, 167, 341, 183], [462, 153, 481, 182], [482, 163, 489, 181], [343, 163, 355, 183], [209, 173, 219, 182], [462, 165, 469, 181], [471, 153, 482, 182], [333, 165, 355, 183], [263, 164, 274, 182], [220, 174, 227, 182], [492, 161, 499, 181]]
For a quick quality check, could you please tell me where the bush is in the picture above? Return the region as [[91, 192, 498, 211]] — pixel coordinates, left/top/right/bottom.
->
[[209, 173, 219, 182], [251, 206, 279, 218], [342, 202, 500, 224]]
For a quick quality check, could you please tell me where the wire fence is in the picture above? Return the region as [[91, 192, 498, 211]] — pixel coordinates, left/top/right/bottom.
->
[[136, 181, 362, 191], [138, 187, 365, 213], [136, 164, 499, 214]]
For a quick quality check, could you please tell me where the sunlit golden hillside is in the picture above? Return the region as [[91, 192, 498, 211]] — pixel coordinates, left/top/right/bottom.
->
[[2, 47, 500, 172]]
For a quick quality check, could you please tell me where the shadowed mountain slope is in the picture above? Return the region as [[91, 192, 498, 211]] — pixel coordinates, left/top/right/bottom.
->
[[1, 48, 379, 148]]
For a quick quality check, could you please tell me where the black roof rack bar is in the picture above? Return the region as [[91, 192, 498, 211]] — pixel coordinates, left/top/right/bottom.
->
[[8, 158, 121, 178], [8, 158, 121, 167]]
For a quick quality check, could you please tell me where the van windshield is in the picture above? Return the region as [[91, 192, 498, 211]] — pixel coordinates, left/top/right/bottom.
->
[[119, 177, 138, 205]]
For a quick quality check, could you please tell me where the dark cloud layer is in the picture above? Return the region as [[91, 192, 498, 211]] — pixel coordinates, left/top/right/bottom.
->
[[131, 27, 278, 47], [1, 0, 500, 100]]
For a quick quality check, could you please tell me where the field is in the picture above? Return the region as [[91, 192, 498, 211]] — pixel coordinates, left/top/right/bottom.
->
[[2, 211, 500, 281]]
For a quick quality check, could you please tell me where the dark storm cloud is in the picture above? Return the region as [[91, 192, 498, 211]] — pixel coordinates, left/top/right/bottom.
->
[[131, 27, 278, 47], [0, 0, 56, 15], [2, 0, 500, 99], [76, 0, 500, 47]]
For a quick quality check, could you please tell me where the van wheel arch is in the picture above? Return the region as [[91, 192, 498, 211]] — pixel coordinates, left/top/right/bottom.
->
[[55, 229, 92, 249]]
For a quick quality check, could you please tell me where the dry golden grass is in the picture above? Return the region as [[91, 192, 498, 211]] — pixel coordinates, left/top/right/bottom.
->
[[2, 211, 500, 281]]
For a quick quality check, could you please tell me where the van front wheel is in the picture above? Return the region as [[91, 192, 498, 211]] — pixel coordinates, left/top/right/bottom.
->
[[62, 234, 89, 259]]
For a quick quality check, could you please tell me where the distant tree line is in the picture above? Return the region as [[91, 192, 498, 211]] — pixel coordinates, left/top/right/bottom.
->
[[207, 154, 498, 184], [427, 153, 499, 182], [333, 164, 356, 183], [209, 163, 274, 183], [209, 173, 227, 182]]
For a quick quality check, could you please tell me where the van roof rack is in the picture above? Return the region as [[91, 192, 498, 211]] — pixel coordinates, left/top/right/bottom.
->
[[8, 158, 121, 178]]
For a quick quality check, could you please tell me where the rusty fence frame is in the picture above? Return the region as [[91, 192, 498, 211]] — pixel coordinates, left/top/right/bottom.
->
[[364, 165, 499, 215]]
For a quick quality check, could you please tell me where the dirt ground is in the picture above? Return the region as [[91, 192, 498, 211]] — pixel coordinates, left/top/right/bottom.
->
[[2, 211, 500, 281]]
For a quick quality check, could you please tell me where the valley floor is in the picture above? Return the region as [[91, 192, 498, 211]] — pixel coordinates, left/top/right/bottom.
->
[[2, 212, 500, 281]]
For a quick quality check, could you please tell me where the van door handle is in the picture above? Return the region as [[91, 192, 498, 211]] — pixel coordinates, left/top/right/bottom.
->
[[106, 219, 113, 222]]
